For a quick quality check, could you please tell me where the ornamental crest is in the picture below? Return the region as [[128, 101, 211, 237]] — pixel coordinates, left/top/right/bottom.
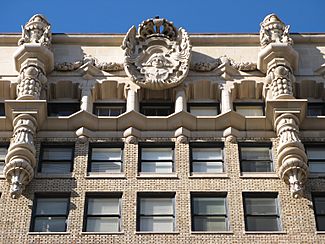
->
[[121, 17, 191, 90]]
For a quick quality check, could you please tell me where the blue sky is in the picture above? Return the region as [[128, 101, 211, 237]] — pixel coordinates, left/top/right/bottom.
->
[[2, 0, 325, 33]]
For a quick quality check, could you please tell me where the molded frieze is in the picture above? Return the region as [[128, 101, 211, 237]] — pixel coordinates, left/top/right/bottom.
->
[[121, 17, 191, 90]]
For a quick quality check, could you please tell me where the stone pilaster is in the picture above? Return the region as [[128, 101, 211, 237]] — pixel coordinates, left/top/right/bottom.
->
[[258, 14, 308, 198]]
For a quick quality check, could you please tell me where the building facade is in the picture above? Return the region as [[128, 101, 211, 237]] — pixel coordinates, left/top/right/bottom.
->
[[0, 13, 324, 243]]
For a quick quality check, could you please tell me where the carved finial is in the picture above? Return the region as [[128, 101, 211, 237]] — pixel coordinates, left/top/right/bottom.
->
[[260, 14, 293, 48], [18, 14, 52, 48], [138, 17, 178, 40]]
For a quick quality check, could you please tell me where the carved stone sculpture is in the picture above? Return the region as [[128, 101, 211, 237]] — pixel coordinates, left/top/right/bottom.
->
[[4, 114, 37, 198], [266, 65, 294, 99], [121, 17, 191, 90], [260, 14, 293, 48], [275, 113, 308, 198], [18, 14, 52, 48]]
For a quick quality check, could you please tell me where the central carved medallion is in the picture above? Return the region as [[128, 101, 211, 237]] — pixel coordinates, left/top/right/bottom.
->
[[122, 17, 191, 90]]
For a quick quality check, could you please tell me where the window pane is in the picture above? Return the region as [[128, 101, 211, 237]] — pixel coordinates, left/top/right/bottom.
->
[[236, 106, 264, 116], [92, 148, 122, 161], [86, 217, 119, 232], [0, 162, 4, 173], [140, 198, 173, 215], [307, 148, 325, 160], [246, 216, 279, 231], [241, 147, 270, 160], [140, 216, 174, 231], [316, 216, 325, 231], [0, 147, 7, 160], [314, 197, 325, 215], [41, 162, 71, 173], [245, 198, 277, 215], [36, 198, 68, 215], [142, 148, 173, 160], [192, 148, 222, 160], [308, 105, 323, 116], [141, 161, 173, 173], [192, 161, 223, 173], [309, 162, 325, 173], [34, 217, 66, 232], [87, 198, 119, 215], [91, 161, 122, 173], [241, 161, 273, 172], [193, 216, 227, 231], [190, 106, 218, 116], [42, 148, 72, 160], [193, 197, 226, 215]]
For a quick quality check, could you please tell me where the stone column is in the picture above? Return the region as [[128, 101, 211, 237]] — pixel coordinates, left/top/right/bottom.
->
[[126, 89, 139, 112], [175, 88, 187, 113], [5, 14, 54, 198], [258, 14, 308, 198], [221, 86, 232, 113], [80, 84, 93, 113]]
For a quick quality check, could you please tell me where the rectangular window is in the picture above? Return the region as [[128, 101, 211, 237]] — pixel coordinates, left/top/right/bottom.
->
[[140, 103, 174, 116], [234, 103, 264, 116], [93, 103, 126, 116], [30, 194, 70, 232], [39, 145, 74, 174], [191, 193, 228, 231], [137, 193, 175, 232], [48, 103, 80, 116], [240, 144, 273, 172], [243, 193, 281, 231], [190, 143, 224, 174], [0, 103, 5, 116], [188, 103, 220, 116], [312, 194, 325, 231], [307, 103, 325, 116], [84, 193, 122, 232], [140, 145, 174, 173], [306, 146, 325, 173], [89, 145, 123, 173], [0, 146, 8, 174]]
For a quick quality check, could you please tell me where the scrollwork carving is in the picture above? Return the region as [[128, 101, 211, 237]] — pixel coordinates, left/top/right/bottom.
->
[[121, 17, 192, 90]]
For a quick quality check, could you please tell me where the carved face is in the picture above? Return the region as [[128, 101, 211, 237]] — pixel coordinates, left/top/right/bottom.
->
[[147, 53, 166, 68], [30, 28, 43, 42]]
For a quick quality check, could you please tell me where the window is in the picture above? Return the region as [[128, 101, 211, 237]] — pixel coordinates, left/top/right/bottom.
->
[[140, 103, 174, 116], [88, 145, 123, 173], [137, 193, 175, 232], [191, 193, 228, 231], [48, 103, 80, 116], [30, 194, 70, 232], [306, 146, 325, 173], [307, 103, 325, 116], [140, 145, 174, 173], [243, 193, 281, 231], [188, 103, 220, 116], [84, 193, 122, 232], [39, 145, 74, 174], [312, 194, 325, 231], [240, 144, 273, 172], [0, 146, 8, 174], [0, 103, 4, 116], [93, 103, 126, 116], [190, 143, 224, 174], [234, 103, 264, 116]]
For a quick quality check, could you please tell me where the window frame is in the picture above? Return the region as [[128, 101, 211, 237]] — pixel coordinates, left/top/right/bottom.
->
[[0, 144, 8, 175], [239, 143, 274, 173], [140, 102, 174, 116], [312, 193, 325, 231], [305, 144, 325, 175], [30, 193, 70, 233], [88, 143, 124, 174], [0, 102, 5, 116], [93, 103, 126, 117], [234, 102, 265, 116], [136, 192, 176, 232], [307, 103, 325, 116], [243, 192, 281, 232], [187, 103, 220, 116], [191, 192, 228, 232], [38, 144, 75, 174], [189, 142, 224, 174], [47, 102, 80, 117], [138, 143, 175, 174], [83, 192, 122, 233]]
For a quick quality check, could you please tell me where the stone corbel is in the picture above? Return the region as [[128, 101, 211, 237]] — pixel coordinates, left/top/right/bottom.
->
[[223, 127, 239, 143], [76, 127, 93, 143], [175, 127, 190, 144], [123, 127, 141, 144]]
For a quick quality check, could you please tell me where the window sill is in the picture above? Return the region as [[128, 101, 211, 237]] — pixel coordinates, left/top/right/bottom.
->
[[316, 231, 325, 234], [35, 173, 74, 179], [135, 231, 179, 235], [28, 232, 70, 235], [189, 173, 228, 179], [137, 173, 178, 179], [244, 231, 286, 234], [81, 231, 124, 235], [85, 173, 126, 179], [191, 231, 233, 234], [240, 172, 278, 178]]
